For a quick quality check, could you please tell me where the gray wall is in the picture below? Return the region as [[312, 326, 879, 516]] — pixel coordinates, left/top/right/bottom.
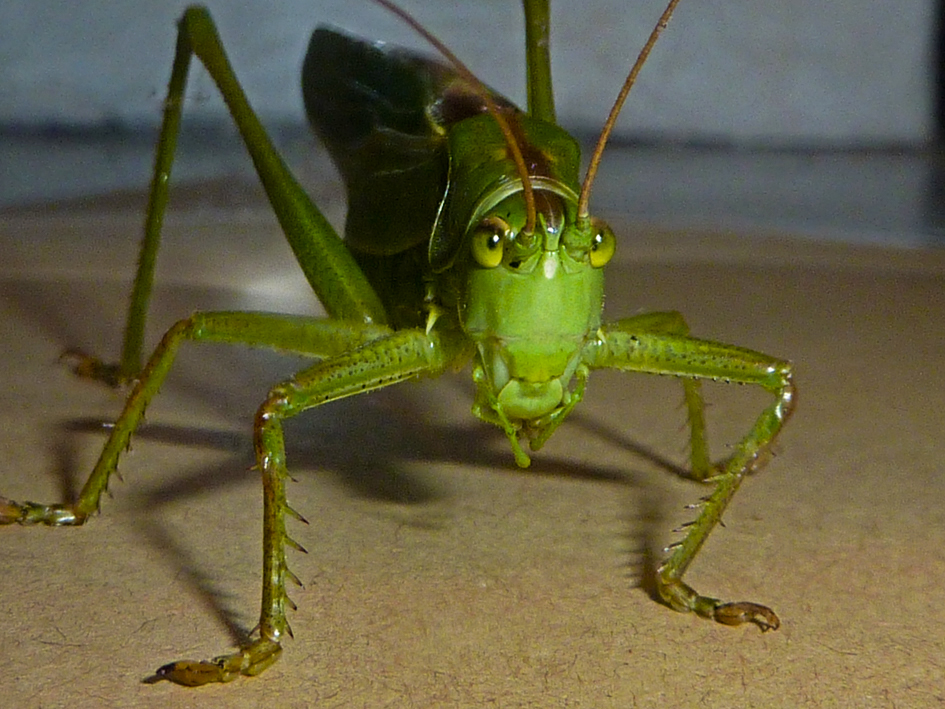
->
[[0, 0, 935, 145]]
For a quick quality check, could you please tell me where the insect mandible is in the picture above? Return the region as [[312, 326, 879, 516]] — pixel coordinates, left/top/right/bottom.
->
[[0, 0, 795, 686]]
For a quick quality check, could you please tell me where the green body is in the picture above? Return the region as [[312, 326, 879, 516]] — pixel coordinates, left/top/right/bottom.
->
[[301, 25, 608, 461], [0, 0, 795, 687]]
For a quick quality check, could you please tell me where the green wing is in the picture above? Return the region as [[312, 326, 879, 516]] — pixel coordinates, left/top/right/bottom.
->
[[302, 28, 519, 257]]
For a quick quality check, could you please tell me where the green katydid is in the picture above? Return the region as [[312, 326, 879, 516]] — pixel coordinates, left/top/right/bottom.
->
[[0, 0, 795, 687]]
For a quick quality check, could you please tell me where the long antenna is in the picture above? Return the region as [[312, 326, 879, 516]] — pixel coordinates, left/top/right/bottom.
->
[[370, 0, 537, 234], [578, 0, 681, 220]]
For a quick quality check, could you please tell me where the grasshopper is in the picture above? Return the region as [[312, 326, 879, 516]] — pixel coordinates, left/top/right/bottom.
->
[[1, 0, 795, 686]]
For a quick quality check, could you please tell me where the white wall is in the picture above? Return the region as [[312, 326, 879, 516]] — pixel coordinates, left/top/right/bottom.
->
[[0, 0, 935, 145]]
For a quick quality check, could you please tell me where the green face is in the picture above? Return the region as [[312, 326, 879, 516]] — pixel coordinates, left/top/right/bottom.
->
[[460, 189, 615, 422]]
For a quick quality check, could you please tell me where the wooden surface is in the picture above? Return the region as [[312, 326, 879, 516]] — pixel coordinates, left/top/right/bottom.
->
[[1, 204, 943, 707]]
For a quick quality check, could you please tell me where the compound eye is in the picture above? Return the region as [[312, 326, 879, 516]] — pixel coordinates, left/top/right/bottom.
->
[[470, 217, 509, 268], [589, 221, 616, 268]]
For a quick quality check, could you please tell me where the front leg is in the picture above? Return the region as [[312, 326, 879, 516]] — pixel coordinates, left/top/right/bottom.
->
[[156, 325, 467, 685], [591, 320, 795, 630]]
